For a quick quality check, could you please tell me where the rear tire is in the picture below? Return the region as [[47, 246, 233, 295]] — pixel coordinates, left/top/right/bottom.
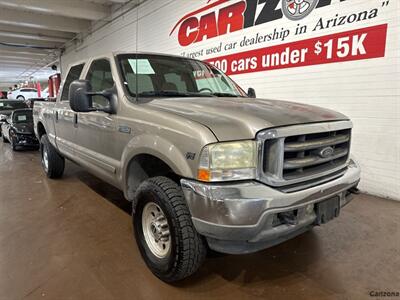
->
[[40, 134, 64, 178], [134, 176, 207, 282]]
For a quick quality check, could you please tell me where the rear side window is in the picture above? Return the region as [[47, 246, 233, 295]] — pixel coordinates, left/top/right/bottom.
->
[[86, 59, 114, 109], [60, 63, 85, 101]]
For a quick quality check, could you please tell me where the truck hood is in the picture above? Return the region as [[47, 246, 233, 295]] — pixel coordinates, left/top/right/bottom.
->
[[144, 97, 349, 141]]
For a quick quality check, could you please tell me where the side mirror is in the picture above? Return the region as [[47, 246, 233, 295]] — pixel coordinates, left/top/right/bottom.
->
[[247, 88, 256, 98], [69, 80, 113, 113], [69, 80, 95, 112]]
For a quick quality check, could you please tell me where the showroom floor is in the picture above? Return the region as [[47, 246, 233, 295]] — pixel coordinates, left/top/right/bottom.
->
[[0, 143, 399, 300]]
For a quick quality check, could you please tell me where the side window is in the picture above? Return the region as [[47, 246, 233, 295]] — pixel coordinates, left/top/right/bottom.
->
[[60, 64, 85, 101], [86, 59, 114, 109]]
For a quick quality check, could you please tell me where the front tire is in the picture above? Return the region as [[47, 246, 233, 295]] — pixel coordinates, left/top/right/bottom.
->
[[16, 96, 25, 101], [2, 134, 9, 143], [134, 176, 207, 282], [40, 134, 65, 178], [10, 137, 17, 151]]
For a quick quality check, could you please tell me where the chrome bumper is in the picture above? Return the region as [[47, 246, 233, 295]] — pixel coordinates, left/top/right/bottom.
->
[[181, 159, 361, 254]]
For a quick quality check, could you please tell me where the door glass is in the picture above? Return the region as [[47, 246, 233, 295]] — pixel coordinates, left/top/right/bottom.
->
[[60, 64, 85, 101], [86, 59, 114, 110]]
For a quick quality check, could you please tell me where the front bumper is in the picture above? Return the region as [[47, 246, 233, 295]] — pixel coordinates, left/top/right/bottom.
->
[[181, 159, 361, 254], [12, 134, 39, 147]]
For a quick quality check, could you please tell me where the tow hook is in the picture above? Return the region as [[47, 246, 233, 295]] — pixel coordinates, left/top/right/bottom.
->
[[278, 211, 298, 225], [349, 187, 360, 195]]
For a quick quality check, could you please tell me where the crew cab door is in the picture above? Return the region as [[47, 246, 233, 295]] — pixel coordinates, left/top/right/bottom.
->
[[54, 63, 85, 157], [74, 58, 118, 176]]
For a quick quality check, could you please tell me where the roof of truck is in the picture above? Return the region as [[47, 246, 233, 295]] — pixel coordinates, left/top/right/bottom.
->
[[65, 52, 206, 73]]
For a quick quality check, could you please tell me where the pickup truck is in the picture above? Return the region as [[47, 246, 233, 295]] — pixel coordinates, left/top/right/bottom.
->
[[33, 52, 361, 282]]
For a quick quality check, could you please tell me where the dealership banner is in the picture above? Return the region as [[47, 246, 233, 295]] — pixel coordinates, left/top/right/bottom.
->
[[206, 24, 387, 75], [169, 0, 391, 74]]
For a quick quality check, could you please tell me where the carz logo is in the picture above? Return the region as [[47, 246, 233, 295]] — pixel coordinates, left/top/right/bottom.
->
[[170, 0, 344, 47], [282, 0, 320, 20]]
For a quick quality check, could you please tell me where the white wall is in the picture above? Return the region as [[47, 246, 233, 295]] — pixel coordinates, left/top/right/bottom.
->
[[62, 0, 400, 200]]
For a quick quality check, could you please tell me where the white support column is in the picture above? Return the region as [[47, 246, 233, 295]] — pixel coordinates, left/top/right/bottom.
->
[[0, 24, 75, 42], [0, 0, 110, 21], [0, 36, 63, 48], [0, 8, 90, 33]]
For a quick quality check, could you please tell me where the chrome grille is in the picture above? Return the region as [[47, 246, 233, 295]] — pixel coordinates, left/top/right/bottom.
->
[[257, 121, 352, 188]]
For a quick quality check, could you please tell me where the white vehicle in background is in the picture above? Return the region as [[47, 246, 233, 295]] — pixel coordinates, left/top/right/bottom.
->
[[8, 88, 38, 100], [41, 87, 49, 99]]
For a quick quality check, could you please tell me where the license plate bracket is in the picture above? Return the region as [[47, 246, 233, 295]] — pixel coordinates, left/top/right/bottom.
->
[[315, 196, 340, 225]]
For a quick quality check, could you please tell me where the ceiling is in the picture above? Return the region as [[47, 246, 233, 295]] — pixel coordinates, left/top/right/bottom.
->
[[0, 0, 131, 89]]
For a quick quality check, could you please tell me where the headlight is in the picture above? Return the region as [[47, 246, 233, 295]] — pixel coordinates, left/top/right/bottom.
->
[[197, 140, 257, 182]]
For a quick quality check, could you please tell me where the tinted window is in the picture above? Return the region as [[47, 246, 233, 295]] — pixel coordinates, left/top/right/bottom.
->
[[86, 59, 114, 109], [61, 64, 85, 101], [13, 110, 33, 123], [0, 101, 27, 110]]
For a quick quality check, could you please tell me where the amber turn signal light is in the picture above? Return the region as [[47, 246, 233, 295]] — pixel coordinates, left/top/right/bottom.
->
[[197, 169, 210, 182]]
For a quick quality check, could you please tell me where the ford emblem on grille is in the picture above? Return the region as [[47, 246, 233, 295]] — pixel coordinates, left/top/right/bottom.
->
[[319, 147, 335, 158]]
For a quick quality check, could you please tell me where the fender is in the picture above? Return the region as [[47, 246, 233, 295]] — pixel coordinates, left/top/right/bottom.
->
[[33, 102, 57, 148], [119, 133, 194, 198]]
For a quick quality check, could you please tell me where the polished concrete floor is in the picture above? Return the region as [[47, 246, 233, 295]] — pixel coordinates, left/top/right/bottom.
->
[[0, 142, 399, 300]]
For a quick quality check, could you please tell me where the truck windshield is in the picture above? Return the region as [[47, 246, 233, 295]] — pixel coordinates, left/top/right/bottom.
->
[[117, 54, 246, 98]]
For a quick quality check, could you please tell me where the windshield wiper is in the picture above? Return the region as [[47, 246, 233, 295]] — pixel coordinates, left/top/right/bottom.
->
[[137, 91, 242, 98], [208, 92, 241, 98], [138, 91, 209, 98]]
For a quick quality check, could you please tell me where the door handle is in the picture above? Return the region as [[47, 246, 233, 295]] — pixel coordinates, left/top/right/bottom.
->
[[55, 110, 59, 122]]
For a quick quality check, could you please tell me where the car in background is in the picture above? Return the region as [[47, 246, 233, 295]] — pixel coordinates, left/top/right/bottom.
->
[[1, 108, 39, 150], [8, 88, 38, 100], [0, 100, 28, 136]]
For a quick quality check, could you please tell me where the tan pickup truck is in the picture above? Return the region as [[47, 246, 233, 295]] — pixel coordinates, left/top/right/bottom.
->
[[33, 52, 361, 282]]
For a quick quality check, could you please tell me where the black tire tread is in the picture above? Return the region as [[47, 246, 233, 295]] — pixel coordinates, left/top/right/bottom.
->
[[135, 176, 207, 282], [40, 134, 65, 179]]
